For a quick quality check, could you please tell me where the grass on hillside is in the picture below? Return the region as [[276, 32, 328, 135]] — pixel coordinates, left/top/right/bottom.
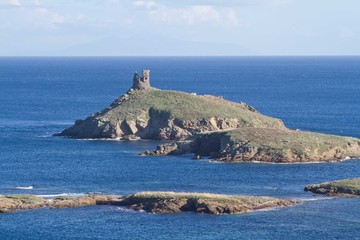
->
[[325, 178, 360, 192], [224, 128, 360, 156], [99, 88, 284, 129]]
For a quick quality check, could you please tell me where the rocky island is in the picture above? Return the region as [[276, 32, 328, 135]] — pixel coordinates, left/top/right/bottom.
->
[[0, 192, 297, 215], [117, 192, 297, 214], [305, 178, 360, 196], [57, 70, 360, 163]]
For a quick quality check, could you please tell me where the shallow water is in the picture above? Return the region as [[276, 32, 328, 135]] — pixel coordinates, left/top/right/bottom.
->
[[1, 57, 360, 239]]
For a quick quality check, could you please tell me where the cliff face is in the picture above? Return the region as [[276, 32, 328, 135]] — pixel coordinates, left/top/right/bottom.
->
[[56, 71, 285, 140]]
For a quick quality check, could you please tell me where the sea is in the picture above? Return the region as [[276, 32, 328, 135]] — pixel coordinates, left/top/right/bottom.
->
[[1, 57, 360, 240]]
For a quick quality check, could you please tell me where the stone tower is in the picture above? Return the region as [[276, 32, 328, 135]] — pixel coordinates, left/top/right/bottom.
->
[[132, 70, 150, 90]]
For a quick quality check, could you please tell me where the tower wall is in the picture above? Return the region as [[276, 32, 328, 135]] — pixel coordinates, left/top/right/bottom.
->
[[132, 70, 150, 90]]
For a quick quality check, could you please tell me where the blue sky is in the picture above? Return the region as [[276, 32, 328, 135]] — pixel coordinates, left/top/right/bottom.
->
[[0, 0, 359, 56]]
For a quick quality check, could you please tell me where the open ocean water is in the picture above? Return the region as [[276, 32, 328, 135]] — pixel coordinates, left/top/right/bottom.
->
[[1, 57, 360, 240]]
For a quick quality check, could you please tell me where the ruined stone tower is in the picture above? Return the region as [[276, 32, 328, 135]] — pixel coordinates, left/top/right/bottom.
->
[[132, 70, 150, 90]]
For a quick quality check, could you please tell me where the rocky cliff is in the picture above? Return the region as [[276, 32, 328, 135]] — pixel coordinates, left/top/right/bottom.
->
[[143, 127, 360, 163]]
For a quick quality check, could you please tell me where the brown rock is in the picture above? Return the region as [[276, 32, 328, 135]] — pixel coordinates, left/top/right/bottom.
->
[[0, 194, 122, 213]]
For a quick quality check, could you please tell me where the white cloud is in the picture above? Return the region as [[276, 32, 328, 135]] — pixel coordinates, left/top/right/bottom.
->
[[30, 7, 66, 27], [133, 1, 239, 26], [149, 0, 290, 7], [338, 27, 355, 38], [31, 0, 41, 6], [133, 0, 157, 10], [0, 0, 21, 8]]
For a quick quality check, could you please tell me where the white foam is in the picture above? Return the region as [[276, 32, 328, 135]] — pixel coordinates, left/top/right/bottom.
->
[[263, 186, 278, 190], [14, 186, 33, 190], [295, 196, 334, 202], [36, 193, 86, 199], [209, 160, 225, 164], [255, 208, 279, 212], [115, 207, 141, 213], [78, 137, 123, 141], [212, 158, 354, 165], [73, 135, 148, 141]]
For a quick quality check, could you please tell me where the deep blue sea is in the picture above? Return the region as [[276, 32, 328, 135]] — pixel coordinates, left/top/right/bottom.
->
[[1, 57, 360, 240]]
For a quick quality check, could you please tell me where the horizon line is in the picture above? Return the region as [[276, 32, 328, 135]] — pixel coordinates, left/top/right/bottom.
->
[[1, 55, 360, 58]]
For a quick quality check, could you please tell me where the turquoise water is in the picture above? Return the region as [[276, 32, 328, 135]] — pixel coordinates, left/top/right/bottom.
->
[[1, 57, 360, 239]]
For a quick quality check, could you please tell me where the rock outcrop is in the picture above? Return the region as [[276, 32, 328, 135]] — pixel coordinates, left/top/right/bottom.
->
[[305, 178, 360, 196], [0, 195, 46, 213], [48, 195, 121, 208]]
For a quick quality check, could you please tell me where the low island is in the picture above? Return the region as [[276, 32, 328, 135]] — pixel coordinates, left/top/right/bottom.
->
[[0, 192, 297, 215], [56, 70, 360, 163], [305, 178, 360, 196]]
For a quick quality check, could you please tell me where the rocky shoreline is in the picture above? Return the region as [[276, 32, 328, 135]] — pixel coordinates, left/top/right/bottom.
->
[[118, 192, 298, 214], [0, 192, 298, 215], [141, 128, 360, 163], [305, 178, 360, 196]]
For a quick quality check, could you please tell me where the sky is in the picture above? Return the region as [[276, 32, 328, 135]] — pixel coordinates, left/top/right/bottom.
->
[[0, 0, 359, 56]]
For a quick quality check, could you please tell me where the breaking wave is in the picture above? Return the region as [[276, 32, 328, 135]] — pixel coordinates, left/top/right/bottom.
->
[[14, 186, 34, 190], [36, 193, 86, 199]]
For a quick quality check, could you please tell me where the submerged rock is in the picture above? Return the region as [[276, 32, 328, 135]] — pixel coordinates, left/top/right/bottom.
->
[[305, 178, 360, 196]]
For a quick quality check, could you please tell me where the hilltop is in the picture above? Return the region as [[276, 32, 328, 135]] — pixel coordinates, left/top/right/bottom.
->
[[57, 70, 284, 140]]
